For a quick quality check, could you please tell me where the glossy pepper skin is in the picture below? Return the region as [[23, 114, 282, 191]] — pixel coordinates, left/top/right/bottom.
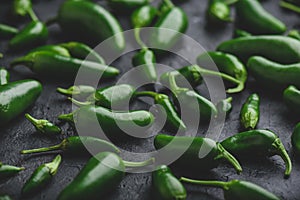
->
[[217, 36, 300, 64], [22, 155, 62, 196], [221, 129, 292, 177], [11, 51, 119, 80], [0, 164, 25, 180], [0, 24, 18, 39], [152, 165, 187, 200], [21, 136, 120, 155], [207, 0, 232, 24], [0, 68, 10, 85], [197, 51, 247, 93], [108, 0, 149, 10], [30, 45, 71, 57], [240, 93, 260, 130], [25, 113, 61, 135], [154, 134, 242, 173], [0, 79, 42, 125], [283, 85, 300, 112], [180, 178, 280, 200], [292, 123, 300, 154], [235, 0, 286, 35], [57, 0, 125, 52], [9, 21, 48, 50], [131, 5, 157, 28]]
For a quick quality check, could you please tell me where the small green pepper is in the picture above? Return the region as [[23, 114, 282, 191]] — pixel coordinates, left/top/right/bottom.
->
[[108, 0, 150, 10], [197, 52, 247, 93], [30, 45, 71, 57], [134, 91, 186, 130], [180, 178, 280, 200], [240, 93, 260, 130], [21, 136, 120, 155], [0, 24, 18, 39], [57, 85, 96, 98], [0, 195, 12, 200], [247, 56, 300, 88], [292, 122, 300, 154], [11, 51, 119, 80], [0, 79, 42, 125], [234, 29, 252, 38], [0, 68, 10, 85], [131, 5, 157, 28], [22, 155, 62, 196], [221, 129, 292, 177], [288, 29, 300, 40], [283, 85, 300, 112], [58, 152, 154, 200], [0, 164, 25, 180], [25, 113, 61, 135], [154, 134, 242, 173], [152, 165, 187, 200], [207, 0, 232, 24], [235, 0, 286, 35], [217, 36, 300, 64]]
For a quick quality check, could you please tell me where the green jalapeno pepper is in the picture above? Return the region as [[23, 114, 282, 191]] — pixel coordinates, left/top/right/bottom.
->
[[0, 164, 25, 180], [235, 0, 286, 35], [207, 0, 232, 24], [283, 85, 300, 112], [154, 134, 242, 173], [108, 0, 150, 10], [217, 36, 300, 64], [240, 93, 260, 130], [131, 5, 157, 28], [55, 0, 125, 51], [9, 21, 48, 50], [22, 155, 62, 196], [30, 45, 71, 57], [292, 122, 300, 154], [134, 91, 186, 130], [247, 56, 300, 88], [25, 113, 61, 135], [57, 85, 96, 98], [180, 178, 280, 200], [0, 24, 18, 39], [288, 29, 300, 40], [280, 0, 300, 14], [221, 129, 292, 177], [0, 79, 42, 125], [58, 152, 154, 200], [11, 51, 119, 80], [152, 165, 187, 200], [0, 195, 12, 200], [197, 52, 247, 93], [0, 68, 10, 85], [234, 29, 252, 38], [21, 136, 120, 155]]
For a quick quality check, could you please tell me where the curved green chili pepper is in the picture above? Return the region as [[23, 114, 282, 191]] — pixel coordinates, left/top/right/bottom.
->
[[131, 5, 157, 28], [10, 51, 119, 79], [0, 164, 25, 180], [56, 0, 125, 51], [292, 122, 300, 154], [57, 85, 95, 98], [234, 29, 252, 38], [0, 79, 42, 125], [0, 24, 18, 39], [207, 0, 232, 24], [154, 134, 242, 173], [221, 129, 292, 177], [197, 52, 247, 93], [22, 155, 62, 196], [25, 113, 61, 135], [30, 45, 71, 57], [180, 178, 280, 200], [240, 93, 260, 130], [0, 195, 12, 200], [59, 42, 105, 64], [108, 0, 150, 10], [283, 85, 300, 112], [0, 68, 10, 85], [288, 29, 300, 40], [134, 91, 186, 130], [58, 152, 154, 200], [217, 36, 300, 64], [21, 136, 120, 155], [247, 56, 300, 88], [152, 165, 187, 200], [235, 0, 286, 35]]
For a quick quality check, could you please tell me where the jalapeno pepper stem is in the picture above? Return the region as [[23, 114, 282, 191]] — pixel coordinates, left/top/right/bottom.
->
[[224, 0, 238, 5], [57, 87, 80, 96], [68, 97, 91, 106], [45, 155, 62, 175], [21, 142, 64, 154], [25, 113, 40, 126], [58, 112, 75, 123], [197, 67, 241, 85], [180, 177, 227, 188], [123, 157, 155, 168], [215, 143, 242, 174], [280, 1, 300, 14], [134, 91, 158, 98], [27, 8, 38, 22], [226, 82, 244, 94], [134, 28, 147, 49], [272, 138, 292, 177], [163, 0, 174, 8]]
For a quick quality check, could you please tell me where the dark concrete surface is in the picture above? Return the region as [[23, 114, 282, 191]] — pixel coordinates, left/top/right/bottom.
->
[[0, 0, 300, 199]]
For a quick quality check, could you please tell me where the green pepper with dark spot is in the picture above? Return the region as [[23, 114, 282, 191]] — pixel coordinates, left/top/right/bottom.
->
[[22, 155, 62, 196], [25, 113, 61, 135], [207, 0, 232, 24], [154, 134, 242, 173], [240, 93, 260, 130], [153, 165, 186, 200], [108, 0, 150, 10], [221, 129, 292, 177], [10, 51, 119, 80], [30, 45, 71, 57], [0, 68, 9, 85], [283, 85, 300, 112], [0, 24, 18, 39], [292, 122, 300, 154], [21, 136, 120, 155], [180, 178, 280, 200], [57, 85, 96, 98], [58, 152, 154, 200], [0, 79, 42, 125], [0, 164, 25, 180]]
